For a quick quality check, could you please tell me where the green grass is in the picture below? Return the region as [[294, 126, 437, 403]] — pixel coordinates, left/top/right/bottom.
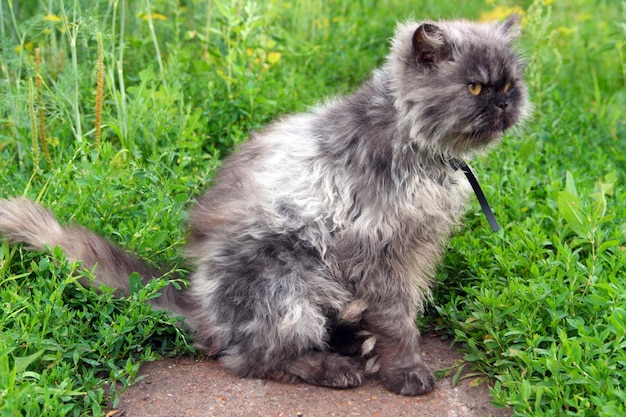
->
[[0, 0, 625, 415]]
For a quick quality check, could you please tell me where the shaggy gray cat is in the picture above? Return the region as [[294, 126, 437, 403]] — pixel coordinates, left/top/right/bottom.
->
[[0, 17, 530, 395]]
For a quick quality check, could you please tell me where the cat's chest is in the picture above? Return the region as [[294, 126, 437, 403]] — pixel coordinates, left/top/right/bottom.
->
[[341, 171, 470, 242], [406, 171, 470, 220]]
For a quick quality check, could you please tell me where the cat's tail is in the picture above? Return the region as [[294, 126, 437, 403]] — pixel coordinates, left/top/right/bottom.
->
[[0, 197, 192, 319]]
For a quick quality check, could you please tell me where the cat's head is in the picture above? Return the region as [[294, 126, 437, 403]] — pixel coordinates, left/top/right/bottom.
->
[[388, 16, 531, 158]]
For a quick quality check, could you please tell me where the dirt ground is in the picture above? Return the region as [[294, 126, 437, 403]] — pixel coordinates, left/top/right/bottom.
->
[[114, 334, 511, 417]]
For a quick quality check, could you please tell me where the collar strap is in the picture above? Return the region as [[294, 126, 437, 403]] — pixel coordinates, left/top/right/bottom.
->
[[450, 159, 501, 232]]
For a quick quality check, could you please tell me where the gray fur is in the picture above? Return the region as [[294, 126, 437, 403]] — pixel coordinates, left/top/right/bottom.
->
[[0, 17, 529, 395]]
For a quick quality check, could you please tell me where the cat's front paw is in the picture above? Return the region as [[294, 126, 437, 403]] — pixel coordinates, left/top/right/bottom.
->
[[380, 362, 435, 396]]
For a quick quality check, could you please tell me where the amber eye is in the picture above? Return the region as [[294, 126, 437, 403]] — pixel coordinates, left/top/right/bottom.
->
[[503, 82, 512, 93], [468, 82, 482, 96]]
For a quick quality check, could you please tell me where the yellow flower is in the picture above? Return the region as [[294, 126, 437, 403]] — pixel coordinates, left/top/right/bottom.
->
[[315, 17, 329, 30], [136, 12, 168, 21], [151, 13, 167, 21], [556, 26, 576, 36], [14, 42, 35, 53], [575, 13, 593, 22], [43, 14, 63, 22], [267, 51, 282, 65], [480, 6, 525, 22]]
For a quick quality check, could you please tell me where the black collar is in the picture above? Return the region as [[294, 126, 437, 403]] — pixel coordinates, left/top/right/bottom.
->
[[450, 158, 501, 232]]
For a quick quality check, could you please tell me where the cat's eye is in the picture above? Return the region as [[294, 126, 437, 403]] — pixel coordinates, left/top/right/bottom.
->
[[503, 82, 512, 93], [468, 83, 482, 96]]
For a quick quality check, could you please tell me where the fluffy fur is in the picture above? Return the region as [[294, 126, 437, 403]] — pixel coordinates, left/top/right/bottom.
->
[[0, 17, 530, 395]]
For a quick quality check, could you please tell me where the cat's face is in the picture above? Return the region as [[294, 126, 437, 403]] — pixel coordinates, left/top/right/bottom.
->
[[389, 17, 531, 157]]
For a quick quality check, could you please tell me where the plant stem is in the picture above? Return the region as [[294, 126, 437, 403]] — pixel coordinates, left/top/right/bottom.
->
[[0, 0, 5, 41], [28, 78, 40, 169], [116, 0, 128, 146], [60, 0, 84, 148], [144, 0, 165, 79], [6, 0, 20, 40], [95, 33, 105, 148], [204, 0, 212, 59], [35, 48, 52, 166]]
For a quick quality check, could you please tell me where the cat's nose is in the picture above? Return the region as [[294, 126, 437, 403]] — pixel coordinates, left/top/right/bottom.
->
[[496, 100, 509, 110]]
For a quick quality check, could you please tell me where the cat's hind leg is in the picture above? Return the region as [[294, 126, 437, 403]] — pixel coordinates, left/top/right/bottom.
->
[[189, 227, 363, 389], [214, 301, 365, 389]]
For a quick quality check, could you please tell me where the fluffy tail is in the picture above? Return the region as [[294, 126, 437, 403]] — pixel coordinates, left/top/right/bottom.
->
[[0, 197, 191, 318]]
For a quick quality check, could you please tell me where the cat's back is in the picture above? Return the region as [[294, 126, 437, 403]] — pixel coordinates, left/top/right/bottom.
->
[[188, 110, 328, 240]]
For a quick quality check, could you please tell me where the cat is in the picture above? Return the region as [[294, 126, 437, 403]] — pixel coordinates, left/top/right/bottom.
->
[[0, 16, 530, 396]]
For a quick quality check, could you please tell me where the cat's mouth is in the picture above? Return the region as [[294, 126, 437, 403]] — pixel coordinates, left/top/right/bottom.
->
[[445, 128, 504, 156], [472, 129, 504, 141], [459, 110, 518, 145], [461, 126, 505, 144]]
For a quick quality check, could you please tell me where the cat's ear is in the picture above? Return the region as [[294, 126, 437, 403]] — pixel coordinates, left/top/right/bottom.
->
[[499, 14, 522, 41], [412, 23, 453, 67]]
